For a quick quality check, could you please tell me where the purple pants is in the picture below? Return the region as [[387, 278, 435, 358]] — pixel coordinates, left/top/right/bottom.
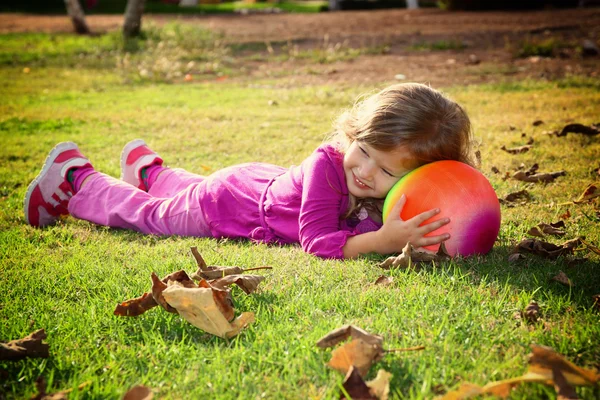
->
[[68, 169, 211, 236]]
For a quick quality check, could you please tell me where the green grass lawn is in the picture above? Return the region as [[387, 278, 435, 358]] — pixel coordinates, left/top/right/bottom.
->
[[1, 27, 599, 399]]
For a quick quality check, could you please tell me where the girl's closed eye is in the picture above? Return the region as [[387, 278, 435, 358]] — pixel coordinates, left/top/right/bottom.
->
[[358, 144, 369, 157]]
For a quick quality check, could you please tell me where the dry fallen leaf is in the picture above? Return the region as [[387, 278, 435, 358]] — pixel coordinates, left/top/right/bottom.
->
[[580, 238, 600, 256], [190, 247, 272, 280], [30, 377, 91, 400], [161, 282, 253, 338], [440, 344, 599, 399], [523, 301, 540, 323], [508, 253, 526, 263], [491, 166, 500, 174], [341, 366, 376, 400], [328, 338, 385, 376], [374, 275, 394, 286], [499, 190, 530, 206], [501, 145, 532, 154], [514, 238, 580, 260], [574, 183, 600, 204], [513, 170, 566, 183], [0, 329, 49, 361], [316, 325, 383, 349], [123, 385, 153, 400], [366, 369, 392, 400], [379, 242, 450, 270], [557, 123, 599, 137], [533, 120, 544, 126], [527, 221, 566, 238], [209, 274, 265, 294], [560, 209, 571, 220], [551, 271, 574, 287]]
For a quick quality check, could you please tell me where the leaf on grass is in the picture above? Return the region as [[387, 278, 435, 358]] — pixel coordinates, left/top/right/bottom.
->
[[340, 366, 376, 400], [379, 242, 450, 270], [500, 189, 530, 204], [551, 271, 574, 287], [373, 275, 394, 286], [513, 170, 566, 183], [209, 274, 265, 294], [514, 238, 580, 260], [30, 377, 91, 400], [151, 273, 178, 313], [189, 247, 271, 280], [501, 145, 532, 154], [114, 270, 197, 317], [556, 123, 600, 137], [580, 238, 600, 256], [523, 301, 540, 323], [560, 209, 571, 220], [113, 292, 158, 317], [491, 166, 500, 174], [123, 385, 153, 400], [366, 369, 392, 400], [0, 329, 49, 361], [592, 295, 600, 312], [328, 338, 385, 377], [316, 325, 383, 349], [508, 253, 526, 263], [440, 344, 599, 399], [552, 367, 579, 400], [533, 120, 544, 126], [574, 183, 600, 204], [527, 221, 566, 237], [161, 282, 252, 338]]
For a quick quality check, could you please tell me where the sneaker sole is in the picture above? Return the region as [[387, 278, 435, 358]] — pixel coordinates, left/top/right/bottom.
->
[[24, 142, 79, 226], [119, 139, 147, 181]]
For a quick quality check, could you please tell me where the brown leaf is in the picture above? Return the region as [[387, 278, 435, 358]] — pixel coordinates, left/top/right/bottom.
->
[[523, 301, 540, 323], [151, 273, 177, 313], [501, 145, 532, 154], [0, 329, 49, 361], [209, 274, 265, 294], [508, 253, 526, 263], [340, 366, 376, 400], [189, 247, 272, 280], [526, 137, 535, 145], [366, 369, 392, 400], [328, 338, 385, 377], [533, 120, 544, 126], [30, 377, 90, 400], [439, 344, 599, 400], [557, 123, 600, 137], [197, 279, 235, 322], [528, 222, 567, 237], [378, 242, 450, 270], [373, 275, 394, 286], [513, 170, 566, 183], [552, 367, 579, 400], [551, 271, 574, 287], [574, 183, 600, 204], [515, 238, 580, 260], [499, 190, 529, 206], [316, 325, 383, 349], [161, 282, 251, 338], [113, 292, 158, 317], [123, 385, 153, 400], [491, 166, 500, 174], [560, 209, 571, 220], [592, 294, 600, 312]]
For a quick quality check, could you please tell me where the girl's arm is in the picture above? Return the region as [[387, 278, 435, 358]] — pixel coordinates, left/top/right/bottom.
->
[[342, 194, 450, 259]]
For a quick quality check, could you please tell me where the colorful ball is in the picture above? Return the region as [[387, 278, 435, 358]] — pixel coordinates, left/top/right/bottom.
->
[[382, 160, 501, 257]]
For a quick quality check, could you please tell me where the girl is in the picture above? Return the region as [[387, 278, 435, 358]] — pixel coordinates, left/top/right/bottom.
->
[[24, 83, 474, 259]]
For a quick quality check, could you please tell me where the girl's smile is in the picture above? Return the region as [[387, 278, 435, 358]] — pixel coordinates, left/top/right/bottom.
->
[[343, 141, 419, 199]]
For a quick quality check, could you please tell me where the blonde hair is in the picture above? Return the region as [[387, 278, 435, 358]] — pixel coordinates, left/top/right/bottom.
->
[[329, 83, 475, 219]]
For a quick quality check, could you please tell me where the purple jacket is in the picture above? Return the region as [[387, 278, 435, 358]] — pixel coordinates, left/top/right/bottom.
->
[[197, 144, 381, 258]]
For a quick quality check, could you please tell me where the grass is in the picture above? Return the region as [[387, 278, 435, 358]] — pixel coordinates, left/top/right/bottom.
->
[[1, 26, 600, 399], [407, 39, 466, 52]]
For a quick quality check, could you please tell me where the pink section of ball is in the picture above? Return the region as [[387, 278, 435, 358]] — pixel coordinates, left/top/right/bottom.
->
[[382, 160, 501, 257]]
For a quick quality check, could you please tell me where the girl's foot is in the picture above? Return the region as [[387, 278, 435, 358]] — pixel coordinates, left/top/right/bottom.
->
[[24, 142, 92, 227], [120, 139, 163, 190]]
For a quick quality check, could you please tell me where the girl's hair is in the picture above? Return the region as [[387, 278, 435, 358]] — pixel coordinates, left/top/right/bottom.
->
[[329, 83, 475, 219]]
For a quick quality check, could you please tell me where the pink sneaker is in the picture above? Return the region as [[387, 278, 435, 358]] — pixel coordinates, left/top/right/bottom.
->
[[24, 142, 92, 227], [120, 139, 163, 190]]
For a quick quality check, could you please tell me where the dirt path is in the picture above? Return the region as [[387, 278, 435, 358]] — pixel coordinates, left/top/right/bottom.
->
[[1, 8, 598, 86]]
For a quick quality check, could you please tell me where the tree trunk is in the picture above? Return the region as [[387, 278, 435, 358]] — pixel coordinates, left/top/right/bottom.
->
[[407, 0, 419, 8], [123, 0, 147, 38], [63, 0, 91, 35]]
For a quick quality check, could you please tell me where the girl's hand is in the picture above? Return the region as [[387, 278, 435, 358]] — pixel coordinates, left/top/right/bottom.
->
[[375, 194, 450, 254]]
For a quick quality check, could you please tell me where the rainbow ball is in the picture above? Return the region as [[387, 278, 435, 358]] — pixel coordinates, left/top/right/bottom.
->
[[382, 160, 501, 257]]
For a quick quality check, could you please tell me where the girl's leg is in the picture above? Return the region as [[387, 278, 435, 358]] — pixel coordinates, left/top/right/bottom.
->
[[120, 139, 206, 198], [68, 172, 210, 236]]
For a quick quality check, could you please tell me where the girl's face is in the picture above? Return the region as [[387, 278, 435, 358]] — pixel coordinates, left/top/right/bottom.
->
[[343, 141, 418, 199]]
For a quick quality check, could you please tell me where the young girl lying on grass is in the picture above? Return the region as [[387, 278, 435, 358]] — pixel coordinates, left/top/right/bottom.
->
[[24, 83, 475, 259]]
